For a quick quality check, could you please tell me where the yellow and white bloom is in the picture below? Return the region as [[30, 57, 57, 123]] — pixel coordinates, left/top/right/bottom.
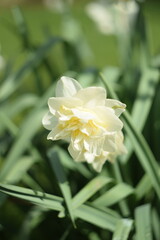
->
[[42, 76, 126, 172]]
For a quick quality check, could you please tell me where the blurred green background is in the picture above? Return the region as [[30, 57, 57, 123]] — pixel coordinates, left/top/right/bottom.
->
[[0, 0, 160, 69]]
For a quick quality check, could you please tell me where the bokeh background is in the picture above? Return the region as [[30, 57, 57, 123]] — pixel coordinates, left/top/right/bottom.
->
[[0, 1, 160, 240], [0, 0, 160, 68]]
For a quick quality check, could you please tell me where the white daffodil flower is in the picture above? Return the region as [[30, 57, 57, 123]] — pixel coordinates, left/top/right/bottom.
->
[[86, 0, 139, 35], [42, 76, 126, 172]]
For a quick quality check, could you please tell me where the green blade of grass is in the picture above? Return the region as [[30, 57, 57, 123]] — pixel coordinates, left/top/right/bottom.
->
[[112, 219, 133, 240], [93, 183, 134, 207], [47, 147, 75, 226], [100, 73, 160, 200], [72, 176, 113, 209], [135, 204, 153, 240], [0, 183, 64, 212]]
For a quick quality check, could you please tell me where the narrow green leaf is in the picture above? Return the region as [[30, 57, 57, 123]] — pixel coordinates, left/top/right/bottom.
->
[[93, 183, 134, 207], [0, 183, 121, 231], [75, 203, 119, 232], [0, 111, 18, 136], [4, 156, 37, 184], [22, 174, 44, 193], [3, 94, 38, 118], [47, 148, 75, 226], [152, 208, 160, 240], [112, 219, 133, 240], [121, 68, 159, 163], [135, 174, 152, 200], [0, 183, 64, 212], [72, 176, 113, 209], [123, 112, 160, 199], [100, 73, 160, 200], [0, 109, 46, 181], [135, 204, 153, 240], [0, 80, 56, 182], [112, 161, 131, 216]]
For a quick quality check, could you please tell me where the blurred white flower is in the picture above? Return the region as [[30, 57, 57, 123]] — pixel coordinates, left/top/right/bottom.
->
[[42, 76, 126, 172], [86, 0, 139, 35], [43, 0, 73, 12], [86, 2, 115, 35], [43, 0, 64, 12]]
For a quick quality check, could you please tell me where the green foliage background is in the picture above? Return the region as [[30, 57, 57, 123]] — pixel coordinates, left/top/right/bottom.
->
[[0, 1, 160, 240]]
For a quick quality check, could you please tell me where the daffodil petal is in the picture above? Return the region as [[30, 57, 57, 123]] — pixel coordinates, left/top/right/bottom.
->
[[92, 155, 107, 172], [105, 99, 126, 117], [42, 111, 58, 130], [83, 137, 104, 155], [84, 152, 95, 163], [68, 144, 85, 162], [72, 108, 96, 122], [47, 126, 69, 140], [56, 76, 82, 97], [75, 87, 106, 108], [94, 106, 123, 132], [48, 97, 82, 115], [103, 134, 116, 152]]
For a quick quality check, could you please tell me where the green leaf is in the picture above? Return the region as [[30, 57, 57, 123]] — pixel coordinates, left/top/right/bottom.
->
[[0, 80, 56, 182], [0, 183, 122, 231], [123, 112, 160, 199], [47, 148, 75, 226], [135, 172, 156, 200], [3, 94, 38, 118], [0, 109, 46, 181], [75, 203, 120, 232], [93, 183, 134, 207], [100, 73, 160, 200], [112, 219, 133, 240], [121, 68, 159, 163], [0, 183, 64, 212], [151, 208, 160, 240], [135, 204, 153, 240], [0, 111, 18, 136], [72, 176, 113, 209], [4, 156, 37, 184]]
